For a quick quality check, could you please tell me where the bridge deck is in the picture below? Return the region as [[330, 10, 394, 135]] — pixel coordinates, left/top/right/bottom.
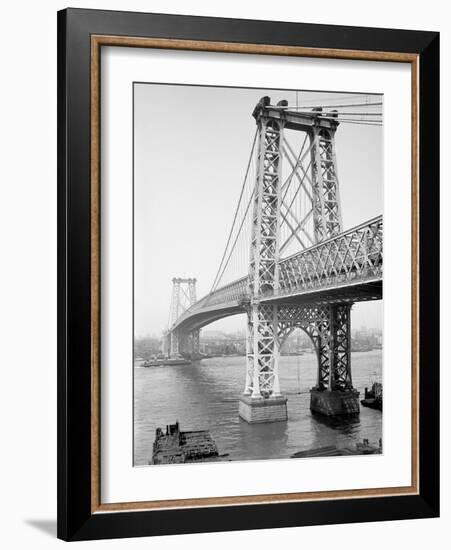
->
[[172, 216, 382, 332]]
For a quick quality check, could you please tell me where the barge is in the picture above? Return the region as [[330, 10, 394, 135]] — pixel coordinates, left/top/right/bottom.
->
[[143, 357, 192, 367], [152, 422, 220, 464]]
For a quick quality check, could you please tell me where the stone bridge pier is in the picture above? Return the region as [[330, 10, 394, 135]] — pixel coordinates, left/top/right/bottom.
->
[[166, 328, 201, 360]]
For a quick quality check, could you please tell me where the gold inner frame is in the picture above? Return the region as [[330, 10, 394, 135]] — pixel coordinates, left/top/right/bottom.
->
[[90, 35, 419, 514]]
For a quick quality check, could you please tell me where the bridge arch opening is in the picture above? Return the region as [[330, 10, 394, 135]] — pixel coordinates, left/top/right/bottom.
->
[[279, 325, 320, 392], [197, 314, 248, 359]]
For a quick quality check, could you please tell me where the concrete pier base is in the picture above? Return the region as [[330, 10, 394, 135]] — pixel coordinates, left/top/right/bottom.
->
[[239, 395, 288, 423], [310, 388, 360, 416]]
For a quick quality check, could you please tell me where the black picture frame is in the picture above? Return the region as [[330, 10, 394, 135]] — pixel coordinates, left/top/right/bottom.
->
[[57, 7, 439, 541]]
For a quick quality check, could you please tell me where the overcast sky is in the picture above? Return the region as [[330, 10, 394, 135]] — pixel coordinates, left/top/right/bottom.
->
[[134, 84, 383, 337]]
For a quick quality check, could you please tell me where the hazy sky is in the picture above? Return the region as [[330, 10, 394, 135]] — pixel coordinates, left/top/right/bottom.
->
[[134, 84, 383, 337]]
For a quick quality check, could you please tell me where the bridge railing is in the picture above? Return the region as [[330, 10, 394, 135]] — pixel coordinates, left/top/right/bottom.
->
[[276, 215, 383, 296]]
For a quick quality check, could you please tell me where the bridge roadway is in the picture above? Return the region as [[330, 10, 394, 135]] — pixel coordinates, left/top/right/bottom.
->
[[172, 215, 383, 333]]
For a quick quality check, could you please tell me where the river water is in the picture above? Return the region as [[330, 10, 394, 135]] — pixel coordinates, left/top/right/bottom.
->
[[134, 350, 382, 466]]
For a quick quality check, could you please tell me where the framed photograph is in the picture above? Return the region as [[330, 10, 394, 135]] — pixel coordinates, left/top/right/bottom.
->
[[57, 8, 439, 541]]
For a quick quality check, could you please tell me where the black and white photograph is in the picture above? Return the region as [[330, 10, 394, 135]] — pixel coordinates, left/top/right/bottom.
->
[[133, 84, 384, 466], [0, 0, 444, 545]]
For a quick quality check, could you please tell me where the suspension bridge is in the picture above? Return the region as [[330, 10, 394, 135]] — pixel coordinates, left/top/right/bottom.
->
[[161, 95, 383, 423]]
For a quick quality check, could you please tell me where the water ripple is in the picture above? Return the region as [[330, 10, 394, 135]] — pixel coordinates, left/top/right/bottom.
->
[[134, 351, 382, 465]]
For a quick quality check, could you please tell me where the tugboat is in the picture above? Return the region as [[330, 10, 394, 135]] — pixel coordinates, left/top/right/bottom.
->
[[361, 381, 383, 411]]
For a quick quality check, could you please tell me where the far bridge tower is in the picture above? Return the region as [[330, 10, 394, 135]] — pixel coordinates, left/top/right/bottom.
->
[[164, 278, 200, 359]]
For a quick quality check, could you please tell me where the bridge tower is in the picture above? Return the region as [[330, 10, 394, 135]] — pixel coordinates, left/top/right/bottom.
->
[[310, 113, 343, 241], [166, 278, 200, 359], [239, 97, 288, 422], [239, 97, 359, 423]]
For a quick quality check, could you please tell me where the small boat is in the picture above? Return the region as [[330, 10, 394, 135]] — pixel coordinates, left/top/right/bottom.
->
[[361, 381, 383, 411], [355, 438, 382, 454], [143, 357, 192, 367]]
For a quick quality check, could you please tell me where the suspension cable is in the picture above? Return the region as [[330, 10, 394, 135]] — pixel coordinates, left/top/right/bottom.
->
[[212, 184, 256, 292], [281, 133, 308, 205], [271, 101, 383, 110], [210, 128, 258, 292]]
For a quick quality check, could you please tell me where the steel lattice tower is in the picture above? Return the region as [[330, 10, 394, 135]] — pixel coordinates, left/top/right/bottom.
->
[[311, 123, 343, 241], [167, 278, 200, 358], [240, 97, 358, 421], [245, 98, 285, 399]]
